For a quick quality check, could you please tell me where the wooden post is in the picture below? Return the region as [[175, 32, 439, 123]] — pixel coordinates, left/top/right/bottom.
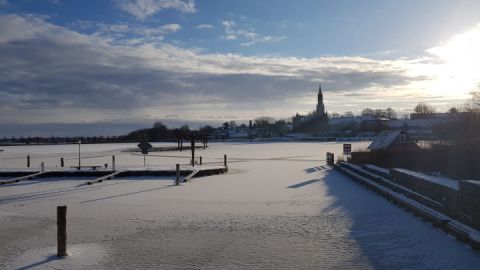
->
[[176, 164, 180, 186], [27, 155, 30, 168], [224, 154, 227, 167], [191, 134, 195, 167], [78, 141, 81, 170], [199, 156, 202, 165], [41, 162, 45, 172], [112, 155, 116, 171], [57, 206, 67, 257], [60, 158, 64, 167]]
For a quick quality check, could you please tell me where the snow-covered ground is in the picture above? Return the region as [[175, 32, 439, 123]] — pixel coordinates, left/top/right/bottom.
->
[[1, 142, 480, 269]]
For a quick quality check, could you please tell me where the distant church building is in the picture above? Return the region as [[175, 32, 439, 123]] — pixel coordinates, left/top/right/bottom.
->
[[316, 84, 326, 116], [292, 84, 328, 133]]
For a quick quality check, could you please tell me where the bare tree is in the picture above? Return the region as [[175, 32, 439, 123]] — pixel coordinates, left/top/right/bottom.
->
[[413, 102, 436, 115], [386, 107, 397, 119], [330, 112, 340, 118], [343, 111, 354, 117], [361, 108, 374, 117], [412, 103, 436, 119]]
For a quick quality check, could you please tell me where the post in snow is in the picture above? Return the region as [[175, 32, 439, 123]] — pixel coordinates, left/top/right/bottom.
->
[[57, 205, 67, 257], [176, 164, 180, 186], [190, 132, 195, 167]]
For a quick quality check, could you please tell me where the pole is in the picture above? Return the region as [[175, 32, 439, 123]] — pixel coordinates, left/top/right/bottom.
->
[[60, 157, 64, 167], [224, 154, 227, 167], [78, 141, 81, 170], [112, 155, 116, 171], [143, 154, 146, 166], [57, 206, 67, 257], [27, 155, 30, 168], [176, 164, 180, 185], [41, 162, 45, 172], [199, 156, 202, 165], [191, 134, 195, 167]]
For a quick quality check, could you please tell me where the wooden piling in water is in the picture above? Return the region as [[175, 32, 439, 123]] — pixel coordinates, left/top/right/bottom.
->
[[112, 155, 116, 171], [27, 155, 30, 168], [200, 156, 202, 165], [224, 154, 227, 167], [57, 205, 67, 257], [60, 158, 64, 167]]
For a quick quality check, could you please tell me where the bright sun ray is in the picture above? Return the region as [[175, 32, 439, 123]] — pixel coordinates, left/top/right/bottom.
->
[[426, 23, 480, 98]]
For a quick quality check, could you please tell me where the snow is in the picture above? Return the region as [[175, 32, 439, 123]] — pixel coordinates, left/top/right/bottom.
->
[[338, 163, 480, 244], [5, 244, 107, 270], [342, 163, 444, 208], [394, 168, 459, 191], [368, 129, 402, 150], [364, 164, 390, 174], [1, 142, 480, 269], [464, 180, 480, 187]]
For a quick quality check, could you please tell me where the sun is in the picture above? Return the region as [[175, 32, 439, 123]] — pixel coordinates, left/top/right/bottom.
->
[[426, 23, 480, 97]]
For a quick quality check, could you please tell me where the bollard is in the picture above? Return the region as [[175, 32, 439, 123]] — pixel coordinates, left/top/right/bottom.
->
[[60, 157, 64, 167], [112, 155, 116, 171], [57, 206, 67, 257], [176, 164, 180, 186], [224, 154, 227, 167], [191, 134, 195, 167], [27, 155, 30, 168], [199, 156, 202, 165], [41, 162, 45, 172]]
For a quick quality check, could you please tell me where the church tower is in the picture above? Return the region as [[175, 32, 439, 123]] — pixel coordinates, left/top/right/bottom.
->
[[316, 84, 325, 116]]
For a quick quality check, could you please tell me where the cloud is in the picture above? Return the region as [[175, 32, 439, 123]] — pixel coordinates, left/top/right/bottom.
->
[[116, 0, 195, 20], [221, 20, 286, 46], [196, 24, 213, 30], [0, 13, 454, 133], [0, 0, 9, 8], [92, 22, 181, 45]]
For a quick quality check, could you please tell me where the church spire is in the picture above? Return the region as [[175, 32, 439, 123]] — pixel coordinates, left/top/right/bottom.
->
[[316, 83, 325, 116]]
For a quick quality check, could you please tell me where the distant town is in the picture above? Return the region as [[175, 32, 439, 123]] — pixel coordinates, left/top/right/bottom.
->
[[0, 84, 476, 145]]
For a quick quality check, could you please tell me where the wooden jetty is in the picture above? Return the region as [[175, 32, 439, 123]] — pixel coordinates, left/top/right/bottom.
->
[[0, 166, 228, 186], [1, 171, 46, 185], [183, 170, 199, 182], [87, 171, 122, 185]]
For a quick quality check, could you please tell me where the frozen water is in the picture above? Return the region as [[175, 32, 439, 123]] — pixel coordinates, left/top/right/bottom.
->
[[1, 142, 479, 269]]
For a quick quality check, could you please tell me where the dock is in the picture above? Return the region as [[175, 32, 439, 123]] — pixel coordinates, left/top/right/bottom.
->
[[0, 166, 228, 186], [0, 171, 46, 185]]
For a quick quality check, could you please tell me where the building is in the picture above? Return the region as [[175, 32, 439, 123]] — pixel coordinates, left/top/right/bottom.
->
[[292, 84, 328, 132], [316, 84, 326, 116], [368, 129, 419, 152]]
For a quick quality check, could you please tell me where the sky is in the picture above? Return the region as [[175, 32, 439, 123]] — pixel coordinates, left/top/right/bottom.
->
[[1, 0, 480, 137]]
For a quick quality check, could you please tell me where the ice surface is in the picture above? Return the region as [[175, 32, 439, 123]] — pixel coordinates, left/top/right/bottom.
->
[[1, 142, 480, 269]]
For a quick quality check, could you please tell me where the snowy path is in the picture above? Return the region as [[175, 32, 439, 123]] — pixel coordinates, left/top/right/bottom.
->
[[1, 142, 480, 269]]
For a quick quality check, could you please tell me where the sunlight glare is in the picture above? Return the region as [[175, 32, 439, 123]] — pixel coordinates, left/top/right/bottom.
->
[[427, 23, 480, 97]]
